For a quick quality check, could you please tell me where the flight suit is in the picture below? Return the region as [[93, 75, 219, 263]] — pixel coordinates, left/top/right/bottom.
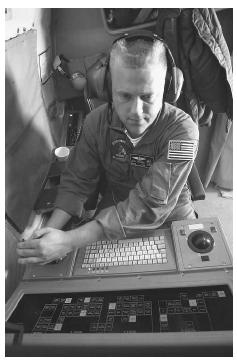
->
[[55, 102, 199, 239]]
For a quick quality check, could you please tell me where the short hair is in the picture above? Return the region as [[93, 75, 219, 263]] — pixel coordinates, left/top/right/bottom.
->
[[110, 38, 167, 71]]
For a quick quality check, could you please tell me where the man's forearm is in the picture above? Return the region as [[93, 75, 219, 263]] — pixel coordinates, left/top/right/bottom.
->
[[66, 220, 106, 249], [46, 208, 72, 229]]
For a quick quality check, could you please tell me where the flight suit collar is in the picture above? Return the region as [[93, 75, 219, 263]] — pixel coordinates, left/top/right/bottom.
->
[[109, 104, 164, 144]]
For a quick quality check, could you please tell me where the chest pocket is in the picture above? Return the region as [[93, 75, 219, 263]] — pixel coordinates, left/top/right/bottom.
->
[[132, 165, 149, 181], [107, 157, 130, 182], [138, 161, 172, 206], [105, 136, 131, 181]]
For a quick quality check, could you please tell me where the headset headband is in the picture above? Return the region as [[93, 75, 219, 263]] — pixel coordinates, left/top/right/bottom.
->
[[86, 30, 180, 103], [112, 30, 176, 69], [113, 30, 162, 44]]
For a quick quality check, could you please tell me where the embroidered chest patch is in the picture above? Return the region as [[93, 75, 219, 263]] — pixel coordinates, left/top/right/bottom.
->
[[168, 140, 197, 160], [130, 154, 154, 168], [111, 139, 130, 161]]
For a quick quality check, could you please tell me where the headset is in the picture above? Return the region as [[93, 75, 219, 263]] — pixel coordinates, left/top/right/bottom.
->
[[86, 30, 183, 105]]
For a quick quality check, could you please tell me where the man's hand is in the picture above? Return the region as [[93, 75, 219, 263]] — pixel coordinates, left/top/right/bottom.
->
[[17, 227, 73, 265], [17, 220, 106, 265]]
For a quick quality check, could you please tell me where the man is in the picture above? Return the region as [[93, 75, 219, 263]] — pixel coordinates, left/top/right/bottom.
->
[[17, 35, 199, 264]]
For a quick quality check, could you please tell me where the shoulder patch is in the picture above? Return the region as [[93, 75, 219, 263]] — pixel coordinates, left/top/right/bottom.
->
[[168, 140, 197, 160]]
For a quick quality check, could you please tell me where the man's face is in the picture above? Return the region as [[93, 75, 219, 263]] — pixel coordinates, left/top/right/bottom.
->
[[111, 58, 166, 138]]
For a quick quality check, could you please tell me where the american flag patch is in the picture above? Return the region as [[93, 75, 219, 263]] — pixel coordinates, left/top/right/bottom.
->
[[168, 140, 196, 160]]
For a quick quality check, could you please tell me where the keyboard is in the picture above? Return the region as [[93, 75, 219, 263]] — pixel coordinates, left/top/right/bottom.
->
[[83, 236, 167, 269], [73, 229, 177, 276]]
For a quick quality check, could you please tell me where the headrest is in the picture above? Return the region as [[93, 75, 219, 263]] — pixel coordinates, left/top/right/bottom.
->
[[86, 55, 110, 101]]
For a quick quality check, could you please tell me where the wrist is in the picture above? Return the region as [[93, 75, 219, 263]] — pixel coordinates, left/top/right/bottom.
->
[[63, 230, 76, 251], [65, 220, 106, 250]]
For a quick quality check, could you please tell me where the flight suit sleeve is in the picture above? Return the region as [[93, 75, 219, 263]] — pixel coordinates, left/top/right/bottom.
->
[[55, 113, 102, 217], [95, 114, 199, 239]]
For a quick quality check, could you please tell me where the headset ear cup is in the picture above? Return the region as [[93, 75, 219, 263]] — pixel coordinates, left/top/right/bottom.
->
[[165, 67, 184, 104], [164, 71, 172, 102], [105, 69, 112, 103]]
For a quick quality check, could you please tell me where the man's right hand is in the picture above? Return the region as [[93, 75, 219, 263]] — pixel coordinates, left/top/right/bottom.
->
[[17, 227, 73, 265], [17, 219, 106, 265]]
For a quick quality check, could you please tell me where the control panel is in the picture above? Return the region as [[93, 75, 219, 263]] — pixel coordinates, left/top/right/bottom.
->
[[7, 285, 233, 334], [22, 217, 232, 280]]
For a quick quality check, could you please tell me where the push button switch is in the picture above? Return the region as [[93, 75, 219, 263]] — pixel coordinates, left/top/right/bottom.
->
[[201, 255, 210, 262]]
